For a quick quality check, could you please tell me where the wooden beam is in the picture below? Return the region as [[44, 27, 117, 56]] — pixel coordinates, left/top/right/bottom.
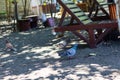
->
[[72, 31, 89, 45], [54, 21, 118, 32], [58, 10, 66, 26], [96, 28, 113, 43], [88, 29, 96, 48]]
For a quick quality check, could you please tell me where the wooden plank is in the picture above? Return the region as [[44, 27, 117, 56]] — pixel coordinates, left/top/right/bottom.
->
[[70, 8, 81, 12], [78, 16, 90, 21], [74, 12, 85, 16], [63, 0, 74, 4], [61, 0, 92, 25], [82, 19, 92, 24], [65, 2, 92, 25], [66, 4, 78, 8]]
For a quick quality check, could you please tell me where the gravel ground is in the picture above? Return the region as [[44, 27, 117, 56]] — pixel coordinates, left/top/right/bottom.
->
[[0, 28, 120, 80]]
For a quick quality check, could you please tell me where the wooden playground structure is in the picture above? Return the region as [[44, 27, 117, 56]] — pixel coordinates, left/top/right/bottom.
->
[[54, 0, 118, 48], [0, 0, 119, 48]]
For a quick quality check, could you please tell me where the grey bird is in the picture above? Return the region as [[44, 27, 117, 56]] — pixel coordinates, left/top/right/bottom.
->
[[58, 44, 78, 59]]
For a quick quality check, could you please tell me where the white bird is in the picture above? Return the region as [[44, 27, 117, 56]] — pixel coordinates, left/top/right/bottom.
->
[[56, 40, 67, 49], [58, 44, 78, 59], [56, 38, 70, 49]]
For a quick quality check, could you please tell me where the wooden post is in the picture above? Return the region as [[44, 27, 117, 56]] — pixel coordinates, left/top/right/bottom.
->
[[88, 29, 96, 48], [108, 4, 116, 20], [13, 0, 18, 31], [5, 0, 8, 20]]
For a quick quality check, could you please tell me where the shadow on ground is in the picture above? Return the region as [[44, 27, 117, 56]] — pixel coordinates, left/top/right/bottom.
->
[[0, 28, 120, 80]]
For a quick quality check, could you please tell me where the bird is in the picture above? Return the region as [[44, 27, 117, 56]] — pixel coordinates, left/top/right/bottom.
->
[[5, 39, 17, 52], [58, 44, 78, 59], [56, 38, 71, 49], [56, 40, 67, 49]]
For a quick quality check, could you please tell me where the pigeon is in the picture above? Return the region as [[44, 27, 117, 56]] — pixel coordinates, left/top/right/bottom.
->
[[56, 40, 67, 49], [56, 38, 70, 49], [5, 39, 17, 52], [58, 44, 78, 59]]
